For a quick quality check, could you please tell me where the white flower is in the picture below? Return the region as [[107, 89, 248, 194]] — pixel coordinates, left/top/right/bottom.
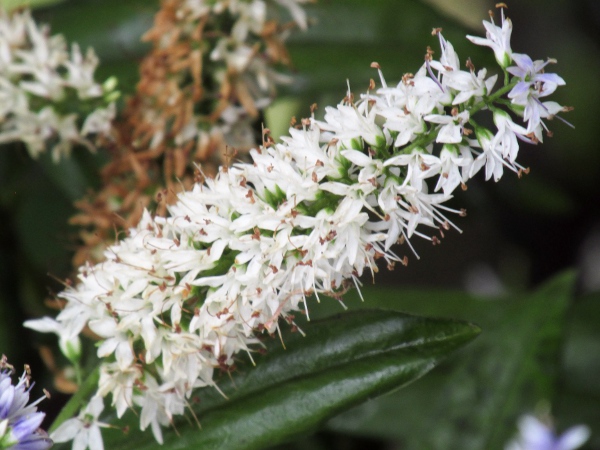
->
[[468, 128, 505, 182], [425, 110, 469, 144], [23, 317, 82, 363], [492, 109, 531, 163], [64, 44, 103, 99], [447, 68, 497, 105], [375, 67, 450, 147], [467, 6, 513, 68], [81, 103, 115, 136], [384, 148, 440, 189], [434, 144, 472, 196], [316, 103, 386, 149], [51, 397, 108, 450], [133, 374, 185, 445]]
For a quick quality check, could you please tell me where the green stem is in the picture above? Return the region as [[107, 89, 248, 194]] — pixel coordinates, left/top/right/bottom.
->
[[469, 80, 517, 116], [73, 362, 83, 387], [48, 366, 100, 433]]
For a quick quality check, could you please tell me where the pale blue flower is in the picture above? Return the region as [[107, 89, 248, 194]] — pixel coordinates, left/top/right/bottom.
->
[[0, 357, 52, 450], [506, 415, 590, 450]]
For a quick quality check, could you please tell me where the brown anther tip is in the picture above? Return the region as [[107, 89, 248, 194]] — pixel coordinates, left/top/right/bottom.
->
[[461, 182, 468, 191], [562, 106, 574, 112], [43, 388, 51, 399], [262, 128, 271, 135], [370, 62, 381, 69], [369, 78, 376, 90], [402, 256, 409, 266], [432, 236, 441, 245], [466, 57, 476, 72], [431, 27, 442, 36], [310, 103, 318, 113], [460, 208, 467, 217], [496, 2, 508, 8], [290, 116, 297, 126]]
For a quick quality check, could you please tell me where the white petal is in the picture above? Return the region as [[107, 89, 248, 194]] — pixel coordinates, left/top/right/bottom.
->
[[341, 149, 371, 167], [88, 425, 105, 450], [50, 419, 81, 442]]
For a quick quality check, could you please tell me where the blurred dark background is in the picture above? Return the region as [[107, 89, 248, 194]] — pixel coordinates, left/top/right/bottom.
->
[[1, 0, 599, 448]]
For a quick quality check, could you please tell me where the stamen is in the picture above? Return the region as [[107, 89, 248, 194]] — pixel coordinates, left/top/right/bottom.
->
[[425, 57, 445, 93]]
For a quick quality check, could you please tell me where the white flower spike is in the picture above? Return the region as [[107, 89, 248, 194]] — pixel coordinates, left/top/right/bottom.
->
[[25, 4, 571, 447]]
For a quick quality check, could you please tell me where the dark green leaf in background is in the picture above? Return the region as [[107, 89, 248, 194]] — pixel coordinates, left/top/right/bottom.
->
[[325, 272, 575, 449]]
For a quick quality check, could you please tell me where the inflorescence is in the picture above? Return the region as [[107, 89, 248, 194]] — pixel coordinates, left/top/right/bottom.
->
[[25, 4, 571, 448], [0, 8, 116, 160]]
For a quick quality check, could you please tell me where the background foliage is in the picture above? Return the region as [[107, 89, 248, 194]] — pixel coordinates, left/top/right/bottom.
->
[[1, 0, 599, 449]]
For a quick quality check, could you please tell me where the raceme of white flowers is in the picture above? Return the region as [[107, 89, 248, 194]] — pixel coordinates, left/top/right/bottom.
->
[[0, 356, 53, 450], [0, 8, 116, 161], [25, 5, 572, 449]]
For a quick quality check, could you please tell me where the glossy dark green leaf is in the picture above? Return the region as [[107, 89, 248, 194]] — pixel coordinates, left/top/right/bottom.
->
[[326, 271, 575, 449], [94, 310, 479, 450]]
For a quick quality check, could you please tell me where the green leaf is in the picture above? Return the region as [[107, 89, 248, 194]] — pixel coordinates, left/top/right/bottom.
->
[[93, 310, 478, 450], [326, 271, 575, 449]]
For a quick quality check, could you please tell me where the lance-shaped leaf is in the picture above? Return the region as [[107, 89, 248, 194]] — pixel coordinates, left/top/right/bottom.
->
[[95, 310, 479, 450], [327, 271, 576, 449]]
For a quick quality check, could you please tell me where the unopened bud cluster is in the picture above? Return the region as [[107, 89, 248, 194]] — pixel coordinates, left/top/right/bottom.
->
[[26, 5, 570, 448]]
